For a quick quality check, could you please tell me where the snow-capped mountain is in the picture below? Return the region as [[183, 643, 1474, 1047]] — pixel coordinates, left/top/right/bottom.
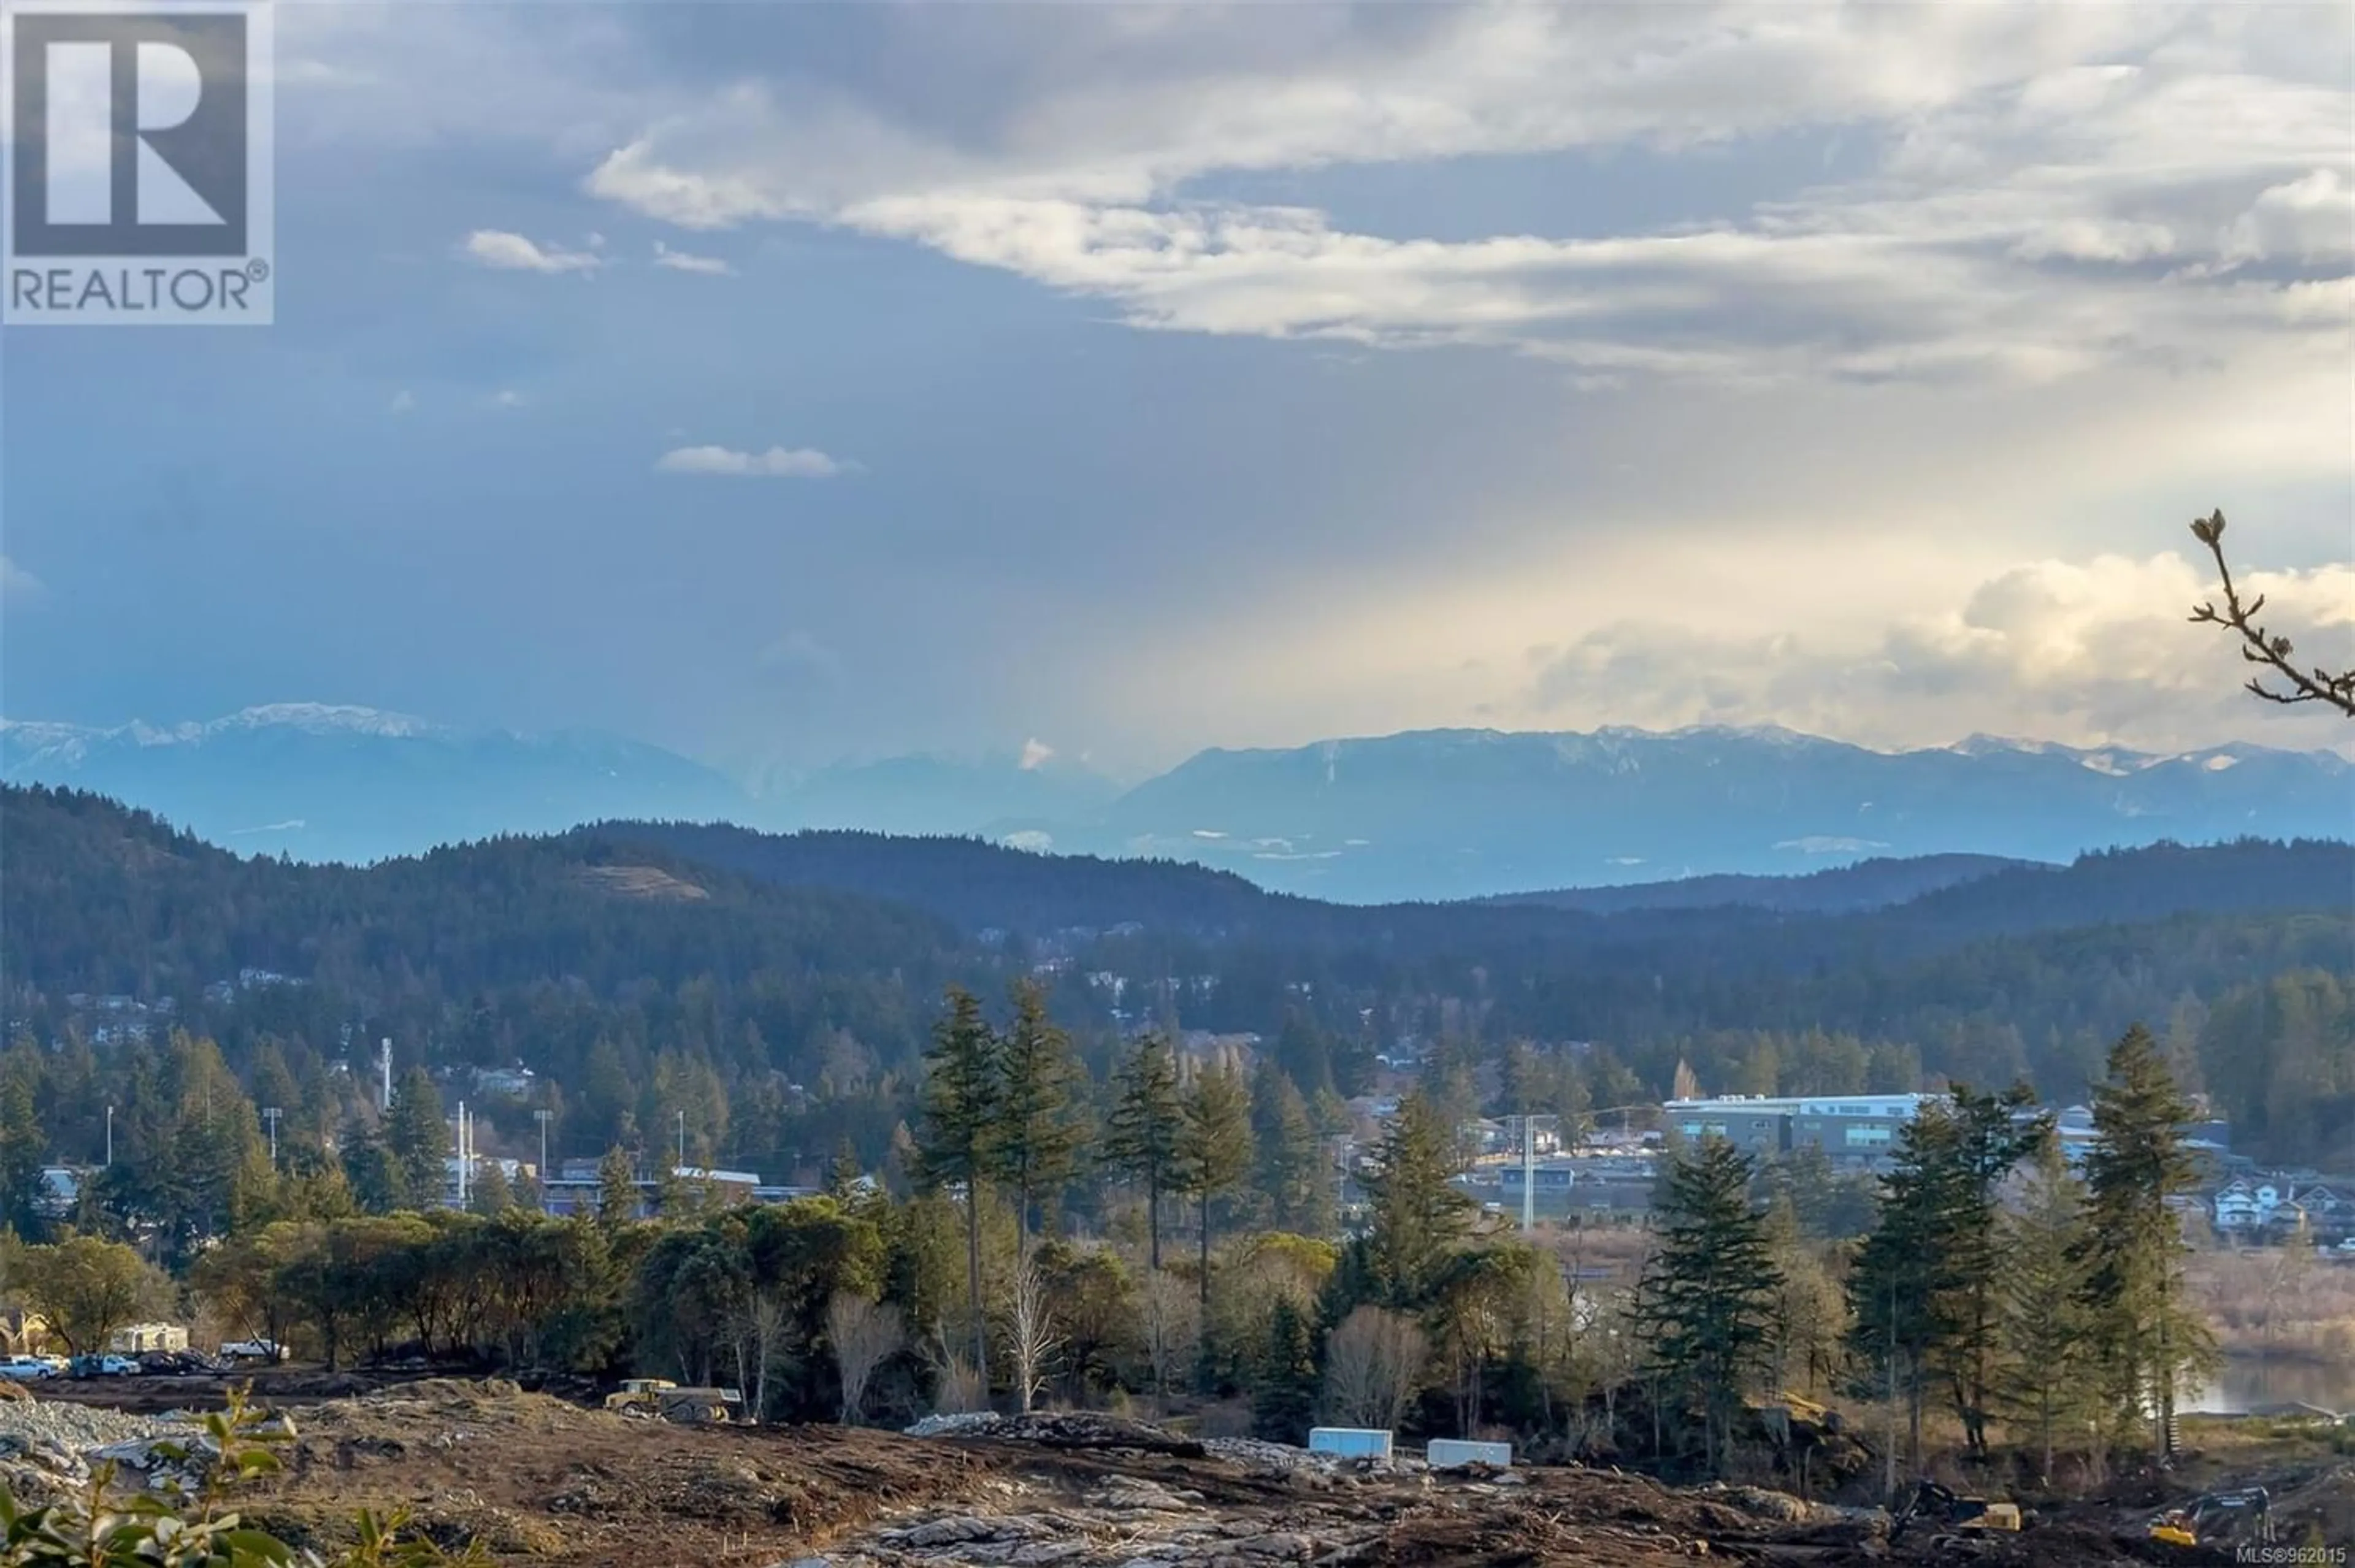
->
[[1, 705, 757, 862], [6, 709, 2347, 898], [1042, 726, 2355, 901]]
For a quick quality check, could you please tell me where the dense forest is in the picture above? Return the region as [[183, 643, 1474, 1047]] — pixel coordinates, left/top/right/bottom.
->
[[2, 787, 2349, 1175]]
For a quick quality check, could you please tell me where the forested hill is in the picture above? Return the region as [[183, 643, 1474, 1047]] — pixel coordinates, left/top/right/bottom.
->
[[600, 817, 2351, 949], [0, 786, 970, 1006], [1488, 853, 2032, 914], [4, 787, 2350, 1166]]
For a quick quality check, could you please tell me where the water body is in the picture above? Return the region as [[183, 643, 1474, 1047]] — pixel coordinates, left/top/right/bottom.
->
[[2185, 1356, 2355, 1416]]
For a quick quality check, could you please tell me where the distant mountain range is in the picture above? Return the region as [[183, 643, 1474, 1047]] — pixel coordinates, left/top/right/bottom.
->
[[0, 705, 750, 865], [1052, 726, 2355, 900], [5, 706, 2348, 900]]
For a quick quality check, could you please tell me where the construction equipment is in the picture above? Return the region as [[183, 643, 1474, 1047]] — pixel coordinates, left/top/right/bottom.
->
[[2149, 1487, 2273, 1549], [1890, 1479, 2023, 1548], [602, 1378, 746, 1424]]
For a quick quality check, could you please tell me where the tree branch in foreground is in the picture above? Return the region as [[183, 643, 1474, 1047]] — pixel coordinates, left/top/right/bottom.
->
[[2187, 510, 2355, 717]]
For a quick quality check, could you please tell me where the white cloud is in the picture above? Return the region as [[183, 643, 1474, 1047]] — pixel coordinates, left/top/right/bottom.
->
[[388, 389, 415, 414], [654, 444, 847, 478], [2224, 169, 2355, 266], [652, 240, 734, 275], [492, 389, 524, 408], [1524, 551, 2355, 756], [458, 229, 603, 273], [1, 555, 47, 605], [1019, 737, 1055, 770], [580, 7, 2353, 389]]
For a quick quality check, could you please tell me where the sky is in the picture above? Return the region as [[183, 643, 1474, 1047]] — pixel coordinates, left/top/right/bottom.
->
[[3, 1, 2351, 786]]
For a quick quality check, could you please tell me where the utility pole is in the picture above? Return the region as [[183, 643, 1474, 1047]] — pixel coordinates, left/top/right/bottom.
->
[[104, 1105, 113, 1168], [676, 1109, 686, 1172], [456, 1101, 470, 1208], [535, 1108, 553, 1182], [1520, 1114, 1536, 1233], [262, 1107, 282, 1169]]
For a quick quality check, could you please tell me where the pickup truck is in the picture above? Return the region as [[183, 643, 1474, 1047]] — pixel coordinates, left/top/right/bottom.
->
[[0, 1355, 58, 1380], [218, 1339, 283, 1363]]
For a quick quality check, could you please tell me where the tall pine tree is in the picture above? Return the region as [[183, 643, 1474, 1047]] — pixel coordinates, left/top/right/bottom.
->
[[2000, 1138, 2094, 1483], [2078, 1024, 2215, 1457], [385, 1066, 448, 1206], [989, 980, 1086, 1261], [1360, 1090, 1476, 1309], [1175, 1059, 1254, 1307], [1103, 1033, 1184, 1271], [1931, 1084, 2046, 1458], [1639, 1138, 1781, 1476], [916, 986, 1001, 1385], [1253, 1064, 1334, 1237]]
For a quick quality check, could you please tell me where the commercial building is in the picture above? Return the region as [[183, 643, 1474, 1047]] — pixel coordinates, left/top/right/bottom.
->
[[1664, 1093, 1933, 1163]]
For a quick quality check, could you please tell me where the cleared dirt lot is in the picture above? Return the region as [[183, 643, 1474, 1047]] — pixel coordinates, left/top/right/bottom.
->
[[8, 1379, 2346, 1568]]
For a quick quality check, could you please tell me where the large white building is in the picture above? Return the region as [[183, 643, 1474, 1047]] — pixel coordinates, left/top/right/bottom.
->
[[1664, 1093, 1935, 1162]]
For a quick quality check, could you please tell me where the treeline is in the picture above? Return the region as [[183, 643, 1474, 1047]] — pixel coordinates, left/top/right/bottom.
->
[[4, 787, 2349, 1168], [1, 1013, 2224, 1491]]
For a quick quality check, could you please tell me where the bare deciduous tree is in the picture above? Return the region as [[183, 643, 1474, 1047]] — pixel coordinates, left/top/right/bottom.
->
[[1321, 1304, 1427, 1431], [827, 1291, 906, 1426], [2188, 511, 2355, 717], [1141, 1266, 1199, 1404], [734, 1288, 789, 1422], [1006, 1256, 1062, 1415], [925, 1321, 987, 1415]]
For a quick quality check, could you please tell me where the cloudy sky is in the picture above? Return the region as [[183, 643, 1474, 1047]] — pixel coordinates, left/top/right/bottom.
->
[[4, 1, 2350, 782]]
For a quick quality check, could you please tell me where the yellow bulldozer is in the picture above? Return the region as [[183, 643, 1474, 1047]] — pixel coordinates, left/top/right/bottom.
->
[[1890, 1479, 2024, 1551], [602, 1378, 746, 1424]]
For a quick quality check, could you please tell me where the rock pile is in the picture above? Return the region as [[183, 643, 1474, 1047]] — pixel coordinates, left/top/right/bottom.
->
[[904, 1411, 1207, 1458], [0, 1398, 205, 1503]]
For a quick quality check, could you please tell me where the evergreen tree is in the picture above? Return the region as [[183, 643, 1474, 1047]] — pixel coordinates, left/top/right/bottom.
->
[[825, 1136, 864, 1203], [1360, 1090, 1475, 1308], [1639, 1138, 1780, 1475], [1174, 1059, 1254, 1306], [916, 986, 1001, 1384], [595, 1145, 640, 1227], [1252, 1296, 1320, 1444], [1103, 1033, 1184, 1271], [384, 1066, 448, 1206], [2000, 1138, 2094, 1483], [1845, 1104, 1961, 1472], [989, 980, 1087, 1259], [2078, 1024, 2216, 1457], [341, 1128, 407, 1215], [470, 1158, 516, 1215], [0, 1058, 50, 1242], [1931, 1084, 2046, 1458], [1254, 1065, 1334, 1237]]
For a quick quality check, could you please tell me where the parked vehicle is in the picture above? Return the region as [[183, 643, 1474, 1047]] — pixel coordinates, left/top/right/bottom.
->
[[67, 1353, 141, 1378], [218, 1339, 283, 1363], [0, 1355, 58, 1380], [602, 1379, 745, 1424]]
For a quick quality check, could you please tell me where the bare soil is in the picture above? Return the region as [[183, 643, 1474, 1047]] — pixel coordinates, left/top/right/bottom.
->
[[13, 1380, 2345, 1568]]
